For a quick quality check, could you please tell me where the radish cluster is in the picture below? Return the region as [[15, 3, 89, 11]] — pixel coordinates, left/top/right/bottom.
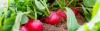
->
[[20, 9, 67, 31], [20, 8, 79, 31]]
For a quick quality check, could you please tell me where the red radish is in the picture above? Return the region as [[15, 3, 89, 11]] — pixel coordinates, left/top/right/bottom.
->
[[26, 19, 43, 31], [56, 9, 67, 21], [71, 8, 79, 15], [21, 26, 28, 31], [45, 12, 61, 25]]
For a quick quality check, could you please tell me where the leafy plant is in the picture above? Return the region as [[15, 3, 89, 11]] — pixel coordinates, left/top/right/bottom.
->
[[1, 0, 100, 31], [77, 0, 100, 31], [65, 7, 80, 31]]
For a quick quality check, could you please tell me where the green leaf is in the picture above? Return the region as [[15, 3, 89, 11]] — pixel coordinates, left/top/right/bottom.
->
[[35, 0, 45, 10], [92, 0, 100, 18], [15, 0, 30, 12], [0, 3, 5, 16], [40, 0, 50, 16], [83, 0, 96, 7], [21, 15, 28, 24], [3, 10, 16, 31], [93, 22, 100, 31], [12, 12, 23, 31], [0, 15, 4, 31], [56, 0, 66, 9], [65, 7, 80, 31], [77, 0, 100, 31], [82, 5, 91, 21], [91, 0, 100, 24], [0, 0, 8, 30], [67, 0, 78, 7], [2, 0, 16, 30]]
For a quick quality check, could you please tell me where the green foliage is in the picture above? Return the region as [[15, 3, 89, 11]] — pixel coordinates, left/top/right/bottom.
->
[[82, 5, 92, 21], [83, 0, 96, 7], [56, 0, 66, 9], [39, 0, 50, 16], [65, 7, 80, 31], [1, 0, 100, 31], [82, 0, 96, 21], [93, 22, 100, 31], [0, 0, 7, 30], [15, 0, 30, 12], [35, 0, 45, 10], [3, 9, 16, 31], [84, 24, 91, 31], [12, 12, 23, 31], [92, 0, 100, 18], [67, 0, 78, 7], [20, 15, 28, 24], [77, 0, 100, 31]]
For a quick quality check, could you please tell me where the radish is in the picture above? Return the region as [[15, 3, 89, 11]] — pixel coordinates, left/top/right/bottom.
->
[[21, 26, 28, 31], [71, 8, 79, 15], [25, 19, 43, 31], [45, 12, 61, 25], [56, 9, 67, 21]]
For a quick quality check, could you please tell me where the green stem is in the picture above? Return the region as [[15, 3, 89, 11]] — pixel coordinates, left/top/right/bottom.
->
[[74, 0, 77, 7], [67, 0, 74, 6], [45, 6, 50, 16], [33, 6, 37, 20], [31, 1, 37, 20], [0, 16, 3, 31], [56, 0, 62, 9], [27, 14, 35, 19], [56, 0, 66, 10], [40, 0, 50, 16]]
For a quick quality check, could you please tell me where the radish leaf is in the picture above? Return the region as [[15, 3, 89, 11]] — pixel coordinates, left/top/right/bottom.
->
[[65, 7, 80, 31]]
